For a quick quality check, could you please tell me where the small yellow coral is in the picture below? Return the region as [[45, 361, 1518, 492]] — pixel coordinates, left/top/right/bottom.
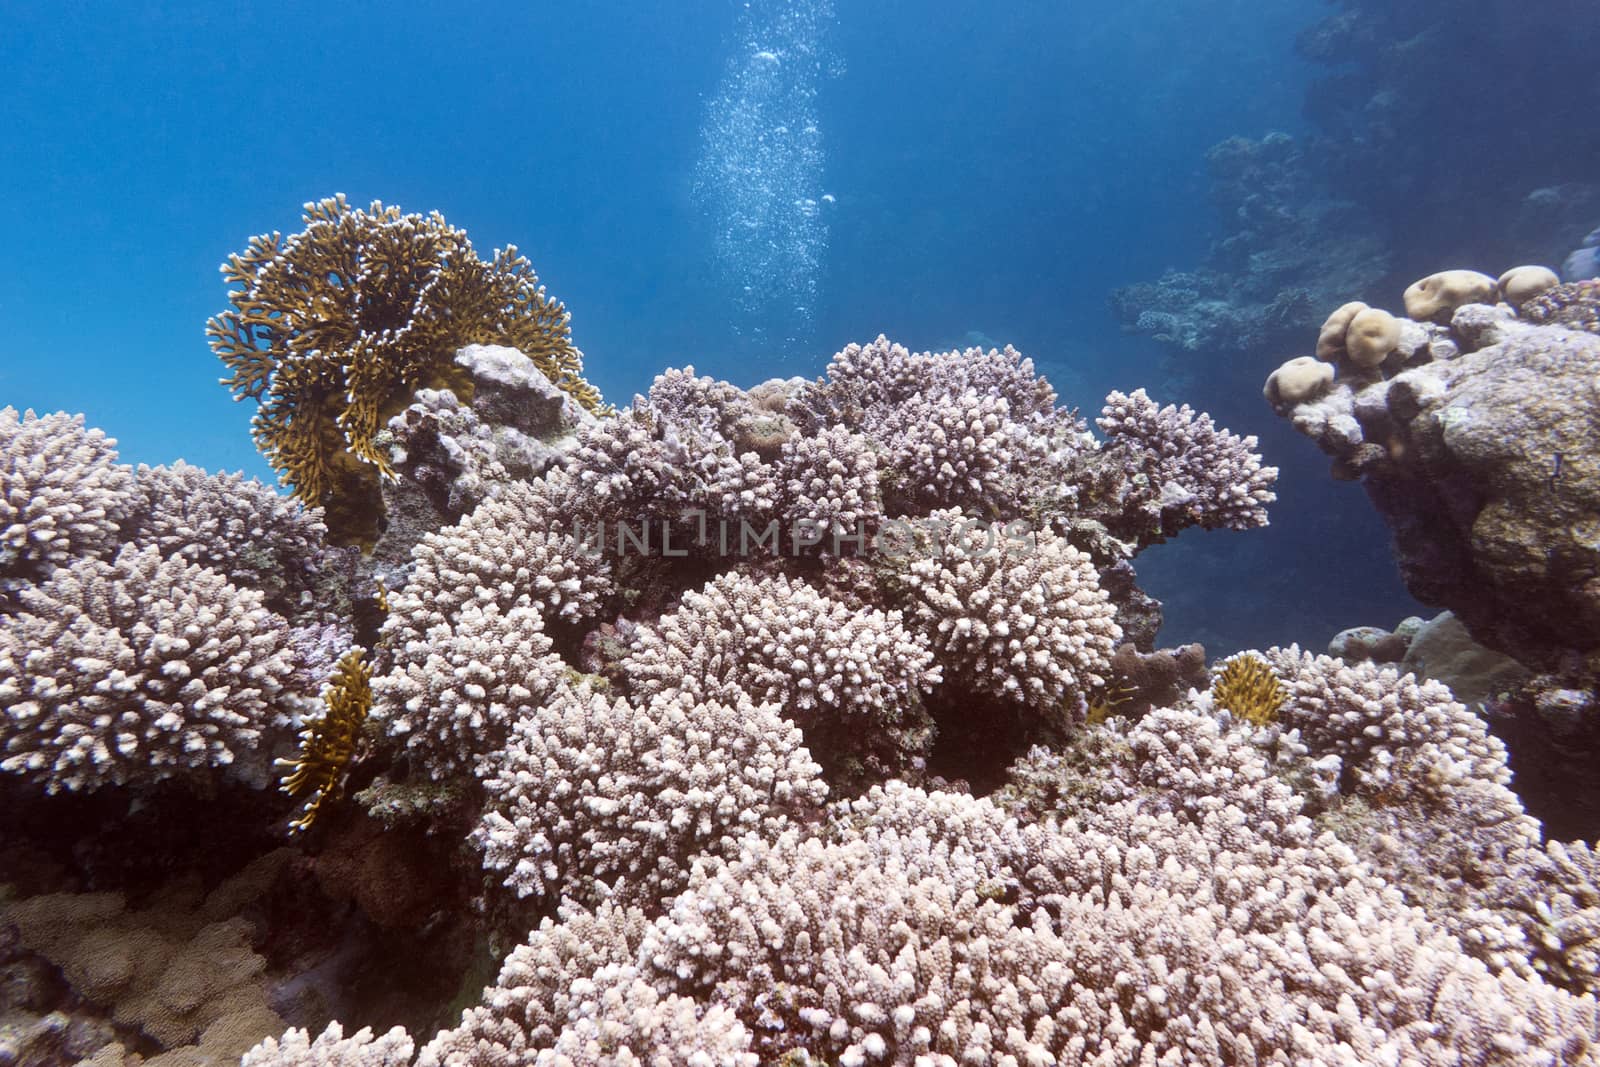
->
[[209, 194, 609, 546], [279, 647, 373, 833], [1211, 653, 1286, 726], [1084, 680, 1138, 725]]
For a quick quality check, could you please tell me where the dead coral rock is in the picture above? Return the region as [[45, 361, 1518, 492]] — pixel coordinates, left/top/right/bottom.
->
[[373, 344, 593, 572], [1277, 316, 1600, 674]]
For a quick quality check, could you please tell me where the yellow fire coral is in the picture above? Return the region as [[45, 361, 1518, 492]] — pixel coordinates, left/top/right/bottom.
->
[[279, 647, 373, 833], [208, 194, 606, 545], [1211, 652, 1286, 726]]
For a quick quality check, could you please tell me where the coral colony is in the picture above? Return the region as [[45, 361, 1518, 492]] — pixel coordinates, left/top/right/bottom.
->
[[5, 197, 1600, 1067]]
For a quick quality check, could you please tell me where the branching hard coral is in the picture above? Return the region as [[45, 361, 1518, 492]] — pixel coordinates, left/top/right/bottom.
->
[[379, 478, 613, 653], [869, 384, 1046, 515], [0, 545, 309, 793], [119, 460, 359, 626], [895, 508, 1121, 711], [622, 572, 940, 784], [1269, 647, 1511, 788], [373, 600, 568, 779], [776, 424, 882, 547], [1210, 651, 1286, 725], [208, 194, 604, 545], [791, 336, 1081, 519], [634, 766, 1600, 1066], [279, 648, 373, 833], [0, 407, 136, 600], [243, 1023, 415, 1067], [470, 683, 827, 907], [1096, 387, 1278, 541], [410, 902, 758, 1067]]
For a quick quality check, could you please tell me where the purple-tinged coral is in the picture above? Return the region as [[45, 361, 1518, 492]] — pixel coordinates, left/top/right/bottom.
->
[[0, 545, 309, 793], [373, 601, 567, 779], [0, 407, 136, 599], [471, 683, 825, 906], [776, 424, 882, 547], [120, 460, 358, 626], [869, 384, 1044, 515], [897, 509, 1120, 710], [1096, 387, 1277, 539], [381, 478, 612, 651], [622, 572, 939, 781], [792, 337, 1081, 518], [414, 902, 757, 1067]]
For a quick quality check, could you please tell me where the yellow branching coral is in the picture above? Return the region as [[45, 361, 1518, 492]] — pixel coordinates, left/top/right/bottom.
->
[[1211, 652, 1286, 726], [208, 194, 607, 545], [279, 647, 373, 833]]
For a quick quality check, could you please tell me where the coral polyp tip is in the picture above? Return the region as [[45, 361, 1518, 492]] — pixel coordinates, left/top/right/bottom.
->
[[1211, 652, 1286, 725]]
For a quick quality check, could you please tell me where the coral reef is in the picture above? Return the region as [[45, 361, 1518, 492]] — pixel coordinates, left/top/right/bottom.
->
[[18, 307, 1593, 1066], [1116, 4, 1600, 362], [209, 196, 605, 547], [1094, 387, 1278, 545], [1110, 133, 1389, 354]]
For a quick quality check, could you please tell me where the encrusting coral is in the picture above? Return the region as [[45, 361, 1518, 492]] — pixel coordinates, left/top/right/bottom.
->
[[208, 195, 606, 546]]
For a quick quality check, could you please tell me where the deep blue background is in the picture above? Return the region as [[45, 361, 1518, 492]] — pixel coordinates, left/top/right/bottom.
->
[[0, 0, 1417, 653]]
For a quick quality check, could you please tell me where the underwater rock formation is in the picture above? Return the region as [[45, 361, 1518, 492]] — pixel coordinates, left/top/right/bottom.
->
[[1269, 268, 1600, 835]]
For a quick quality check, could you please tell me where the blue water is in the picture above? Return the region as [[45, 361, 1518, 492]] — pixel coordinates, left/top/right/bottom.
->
[[0, 0, 1414, 654]]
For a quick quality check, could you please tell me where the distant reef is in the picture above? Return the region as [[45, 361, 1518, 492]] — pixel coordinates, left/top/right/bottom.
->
[[4, 203, 1600, 1065], [1113, 0, 1600, 357]]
